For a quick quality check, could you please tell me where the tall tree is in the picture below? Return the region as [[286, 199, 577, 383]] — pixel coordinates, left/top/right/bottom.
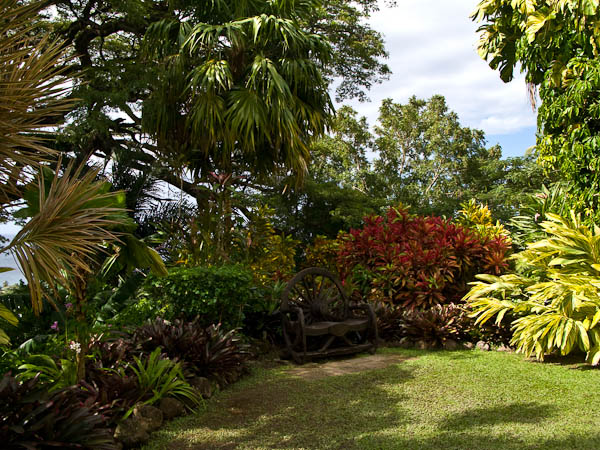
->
[[310, 106, 373, 191], [262, 97, 546, 243], [45, 0, 392, 200], [372, 95, 507, 217], [473, 0, 600, 218]]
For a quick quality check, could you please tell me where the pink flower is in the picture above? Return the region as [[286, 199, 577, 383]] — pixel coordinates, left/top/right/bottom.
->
[[50, 321, 59, 331]]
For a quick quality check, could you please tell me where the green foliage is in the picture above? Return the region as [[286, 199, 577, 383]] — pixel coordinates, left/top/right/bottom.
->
[[373, 96, 508, 217], [241, 281, 285, 341], [0, 374, 117, 449], [125, 348, 201, 417], [265, 178, 386, 244], [465, 211, 600, 363], [137, 265, 256, 328], [113, 294, 170, 328], [473, 0, 600, 216], [509, 183, 572, 249], [91, 272, 147, 326], [306, 0, 392, 102], [0, 302, 17, 346], [0, 282, 69, 349], [16, 353, 77, 392], [260, 98, 545, 243]]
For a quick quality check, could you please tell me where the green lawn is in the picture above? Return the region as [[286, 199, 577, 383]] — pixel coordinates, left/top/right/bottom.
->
[[144, 348, 600, 449]]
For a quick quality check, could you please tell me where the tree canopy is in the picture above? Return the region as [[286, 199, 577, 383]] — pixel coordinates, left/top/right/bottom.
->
[[473, 0, 600, 217], [44, 0, 393, 202]]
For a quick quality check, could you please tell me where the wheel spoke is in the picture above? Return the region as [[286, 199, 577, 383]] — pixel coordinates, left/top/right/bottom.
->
[[301, 278, 315, 302], [291, 285, 311, 307]]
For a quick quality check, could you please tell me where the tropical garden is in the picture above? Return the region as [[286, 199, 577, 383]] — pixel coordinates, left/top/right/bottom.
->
[[2, 0, 600, 448]]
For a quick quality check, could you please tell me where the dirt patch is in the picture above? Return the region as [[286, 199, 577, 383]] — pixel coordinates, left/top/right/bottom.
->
[[285, 353, 412, 380]]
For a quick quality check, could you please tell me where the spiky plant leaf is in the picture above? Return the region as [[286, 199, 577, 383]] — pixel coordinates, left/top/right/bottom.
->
[[1, 162, 128, 313], [0, 1, 73, 208]]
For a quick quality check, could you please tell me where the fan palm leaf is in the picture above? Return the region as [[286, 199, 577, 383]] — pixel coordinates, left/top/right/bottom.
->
[[142, 1, 333, 181]]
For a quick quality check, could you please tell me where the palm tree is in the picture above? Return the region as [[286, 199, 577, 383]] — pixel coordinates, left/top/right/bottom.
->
[[0, 2, 167, 379], [141, 0, 334, 258], [0, 1, 136, 352]]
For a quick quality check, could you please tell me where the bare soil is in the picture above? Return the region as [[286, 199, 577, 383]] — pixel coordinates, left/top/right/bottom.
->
[[285, 353, 412, 380]]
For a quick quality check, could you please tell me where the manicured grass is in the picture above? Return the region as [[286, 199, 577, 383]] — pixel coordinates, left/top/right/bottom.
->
[[144, 348, 600, 449]]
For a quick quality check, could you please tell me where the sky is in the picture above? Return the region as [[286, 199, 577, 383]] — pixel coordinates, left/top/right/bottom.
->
[[337, 0, 538, 159]]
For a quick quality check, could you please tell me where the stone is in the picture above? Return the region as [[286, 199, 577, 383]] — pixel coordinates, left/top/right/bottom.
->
[[463, 342, 475, 350], [133, 403, 163, 432], [114, 417, 150, 448], [190, 376, 213, 399], [159, 397, 186, 420], [442, 339, 459, 350], [496, 344, 512, 352], [415, 340, 430, 350], [476, 340, 491, 351], [396, 338, 414, 349]]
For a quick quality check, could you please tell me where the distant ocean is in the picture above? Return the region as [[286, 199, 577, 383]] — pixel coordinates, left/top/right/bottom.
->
[[0, 235, 25, 286]]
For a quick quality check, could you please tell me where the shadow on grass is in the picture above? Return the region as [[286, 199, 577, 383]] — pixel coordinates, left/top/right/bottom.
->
[[149, 364, 415, 450], [145, 353, 600, 450], [439, 402, 554, 430], [536, 353, 600, 372]]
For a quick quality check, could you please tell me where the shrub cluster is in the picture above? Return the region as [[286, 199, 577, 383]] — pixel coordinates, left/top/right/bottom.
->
[[2, 318, 250, 448], [121, 265, 256, 329], [337, 206, 511, 311]]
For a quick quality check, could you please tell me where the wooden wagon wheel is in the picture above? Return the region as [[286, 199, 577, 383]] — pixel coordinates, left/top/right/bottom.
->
[[281, 267, 348, 323]]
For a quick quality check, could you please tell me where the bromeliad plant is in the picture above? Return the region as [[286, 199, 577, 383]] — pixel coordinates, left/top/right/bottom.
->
[[399, 304, 469, 348], [465, 212, 600, 363], [133, 317, 251, 385], [124, 347, 202, 417], [0, 373, 117, 449]]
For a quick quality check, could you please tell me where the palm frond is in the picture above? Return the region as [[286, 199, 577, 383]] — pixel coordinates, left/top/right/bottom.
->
[[0, 0, 74, 208], [1, 163, 129, 314]]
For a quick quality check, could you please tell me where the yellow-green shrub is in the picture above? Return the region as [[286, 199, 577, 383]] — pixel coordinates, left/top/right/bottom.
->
[[303, 235, 341, 274], [235, 205, 298, 286], [465, 212, 600, 364], [457, 199, 510, 241]]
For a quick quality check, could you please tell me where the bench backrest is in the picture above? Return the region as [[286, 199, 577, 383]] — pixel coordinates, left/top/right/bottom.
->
[[281, 267, 349, 323]]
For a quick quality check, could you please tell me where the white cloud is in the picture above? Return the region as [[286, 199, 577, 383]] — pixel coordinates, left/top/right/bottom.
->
[[338, 0, 537, 137]]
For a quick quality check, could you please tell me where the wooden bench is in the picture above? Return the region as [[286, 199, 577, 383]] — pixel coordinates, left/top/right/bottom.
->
[[280, 267, 378, 364]]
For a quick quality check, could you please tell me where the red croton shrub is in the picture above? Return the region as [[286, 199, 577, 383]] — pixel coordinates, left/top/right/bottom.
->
[[337, 206, 511, 310]]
